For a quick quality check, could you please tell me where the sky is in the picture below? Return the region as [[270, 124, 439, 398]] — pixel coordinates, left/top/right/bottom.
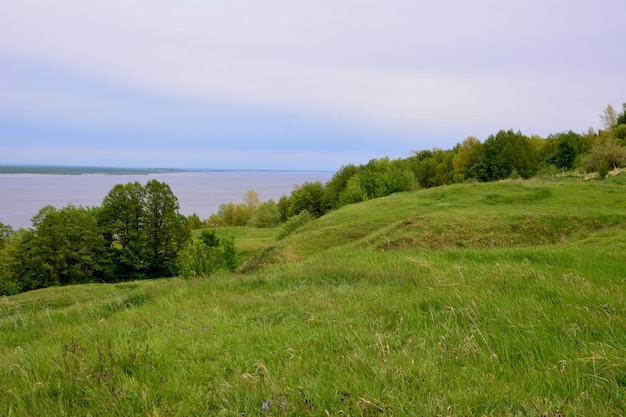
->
[[1, 1, 625, 171]]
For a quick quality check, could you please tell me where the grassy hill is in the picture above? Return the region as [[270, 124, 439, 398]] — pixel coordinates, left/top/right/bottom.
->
[[2, 174, 626, 416]]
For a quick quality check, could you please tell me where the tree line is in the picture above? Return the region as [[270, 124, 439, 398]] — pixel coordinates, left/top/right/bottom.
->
[[0, 180, 196, 295], [1, 104, 625, 294], [210, 104, 626, 228]]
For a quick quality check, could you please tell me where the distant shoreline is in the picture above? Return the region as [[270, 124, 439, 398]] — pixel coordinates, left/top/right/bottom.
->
[[0, 166, 333, 175], [0, 166, 185, 175]]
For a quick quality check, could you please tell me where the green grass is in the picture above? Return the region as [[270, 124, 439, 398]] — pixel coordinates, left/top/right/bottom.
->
[[2, 175, 626, 416]]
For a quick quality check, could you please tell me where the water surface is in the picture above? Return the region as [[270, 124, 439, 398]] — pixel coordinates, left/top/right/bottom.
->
[[0, 171, 333, 229]]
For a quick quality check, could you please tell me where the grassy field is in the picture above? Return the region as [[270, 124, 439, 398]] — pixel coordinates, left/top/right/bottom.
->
[[2, 174, 626, 416]]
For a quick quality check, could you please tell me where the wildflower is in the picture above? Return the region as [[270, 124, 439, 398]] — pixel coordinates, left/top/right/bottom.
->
[[262, 401, 269, 410]]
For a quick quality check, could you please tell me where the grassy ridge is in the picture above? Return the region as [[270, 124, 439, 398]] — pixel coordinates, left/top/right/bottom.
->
[[1, 175, 626, 416], [274, 176, 625, 259]]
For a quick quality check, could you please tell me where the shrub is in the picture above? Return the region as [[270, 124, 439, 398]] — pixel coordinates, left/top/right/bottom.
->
[[178, 232, 237, 278], [178, 240, 221, 278], [581, 141, 626, 178], [277, 210, 314, 240], [247, 200, 281, 228]]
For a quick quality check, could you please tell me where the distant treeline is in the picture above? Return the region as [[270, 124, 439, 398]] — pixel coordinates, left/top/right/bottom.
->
[[0, 166, 184, 175], [2, 104, 626, 295], [0, 179, 243, 295], [0, 180, 195, 295], [208, 104, 626, 228]]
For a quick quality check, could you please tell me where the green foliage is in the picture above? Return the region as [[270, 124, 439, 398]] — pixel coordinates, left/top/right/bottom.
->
[[0, 228, 22, 295], [2, 175, 626, 415], [452, 136, 481, 179], [322, 164, 359, 210], [544, 130, 592, 171], [287, 181, 325, 218], [98, 182, 147, 277], [581, 141, 626, 177], [98, 180, 190, 279], [178, 239, 221, 278], [547, 141, 577, 169], [247, 199, 281, 228], [338, 175, 368, 206], [143, 180, 190, 275], [0, 222, 14, 248], [416, 156, 440, 187], [213, 190, 260, 226], [617, 103, 626, 126], [178, 232, 237, 277], [25, 205, 107, 289], [277, 210, 314, 240], [186, 213, 203, 230], [216, 202, 250, 226], [200, 229, 221, 247], [471, 130, 539, 181], [601, 104, 618, 130], [221, 234, 237, 272]]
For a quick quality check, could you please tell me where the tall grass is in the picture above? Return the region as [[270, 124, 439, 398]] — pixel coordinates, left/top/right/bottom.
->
[[1, 176, 625, 416]]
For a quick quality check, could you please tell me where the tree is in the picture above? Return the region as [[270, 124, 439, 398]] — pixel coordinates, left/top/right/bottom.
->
[[288, 181, 326, 218], [618, 104, 626, 126], [143, 180, 190, 275], [601, 104, 618, 131], [186, 213, 203, 230], [452, 136, 481, 180], [248, 199, 281, 228], [338, 175, 368, 206], [244, 189, 261, 215], [322, 164, 359, 210], [98, 182, 148, 278], [476, 130, 539, 181], [615, 103, 626, 141], [178, 230, 237, 278], [581, 141, 626, 178], [416, 157, 439, 188], [98, 180, 190, 279], [545, 131, 587, 170], [548, 141, 577, 169], [0, 223, 22, 295], [0, 222, 14, 249], [27, 205, 107, 287]]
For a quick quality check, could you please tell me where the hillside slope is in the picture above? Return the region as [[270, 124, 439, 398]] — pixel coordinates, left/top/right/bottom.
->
[[2, 174, 625, 416], [273, 175, 626, 262]]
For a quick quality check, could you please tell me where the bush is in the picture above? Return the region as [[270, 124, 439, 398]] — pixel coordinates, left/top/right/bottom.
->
[[178, 232, 237, 278], [221, 234, 237, 272], [178, 240, 221, 278], [277, 210, 314, 240], [247, 200, 281, 228], [581, 141, 626, 178], [200, 229, 220, 247]]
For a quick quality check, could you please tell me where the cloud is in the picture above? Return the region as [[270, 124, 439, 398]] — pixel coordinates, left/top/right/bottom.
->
[[1, 0, 625, 169]]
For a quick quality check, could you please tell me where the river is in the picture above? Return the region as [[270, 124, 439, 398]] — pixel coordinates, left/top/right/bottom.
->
[[0, 171, 334, 229]]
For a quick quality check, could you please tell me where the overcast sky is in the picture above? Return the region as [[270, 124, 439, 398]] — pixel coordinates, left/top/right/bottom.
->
[[1, 1, 625, 170]]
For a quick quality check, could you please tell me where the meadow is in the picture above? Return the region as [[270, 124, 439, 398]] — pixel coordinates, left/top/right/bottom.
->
[[1, 174, 625, 416]]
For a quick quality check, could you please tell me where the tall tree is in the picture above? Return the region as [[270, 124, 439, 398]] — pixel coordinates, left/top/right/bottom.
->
[[143, 180, 190, 275], [615, 103, 626, 141], [288, 181, 326, 217], [477, 130, 539, 181], [322, 164, 359, 210], [99, 182, 148, 277], [600, 104, 618, 131], [99, 180, 190, 278], [0, 223, 21, 295], [452, 136, 481, 180], [27, 205, 106, 287]]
